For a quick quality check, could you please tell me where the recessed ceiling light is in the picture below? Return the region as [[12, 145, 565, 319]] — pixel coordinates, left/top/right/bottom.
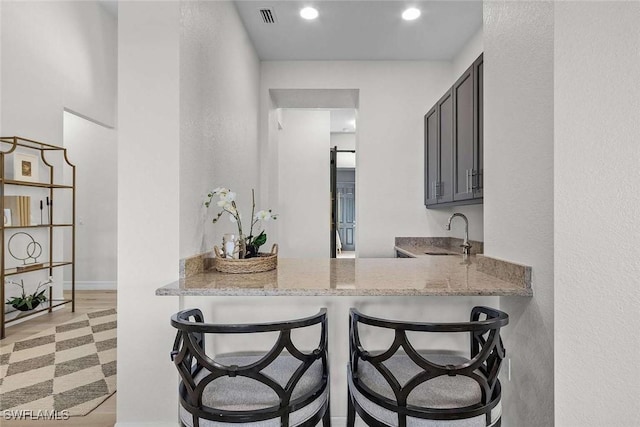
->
[[300, 7, 319, 20], [402, 7, 421, 21]]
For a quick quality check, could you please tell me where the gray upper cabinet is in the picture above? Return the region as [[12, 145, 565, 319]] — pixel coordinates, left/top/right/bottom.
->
[[474, 54, 483, 198], [424, 90, 454, 205], [425, 53, 483, 209], [453, 65, 475, 201], [424, 106, 438, 205], [437, 89, 454, 203]]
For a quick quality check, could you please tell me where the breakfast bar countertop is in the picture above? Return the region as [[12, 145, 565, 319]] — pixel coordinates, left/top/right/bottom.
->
[[156, 255, 533, 297]]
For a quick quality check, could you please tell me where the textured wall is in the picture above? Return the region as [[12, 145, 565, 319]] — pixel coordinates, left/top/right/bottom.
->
[[179, 1, 260, 258], [483, 2, 554, 426], [555, 3, 640, 425], [117, 2, 180, 425], [260, 60, 486, 258]]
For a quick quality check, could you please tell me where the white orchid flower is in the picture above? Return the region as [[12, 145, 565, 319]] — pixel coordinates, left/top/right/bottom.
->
[[212, 187, 229, 195], [219, 191, 236, 203], [254, 210, 273, 221]]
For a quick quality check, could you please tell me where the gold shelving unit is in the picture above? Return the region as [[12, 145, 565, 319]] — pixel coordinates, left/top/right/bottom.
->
[[0, 136, 76, 339]]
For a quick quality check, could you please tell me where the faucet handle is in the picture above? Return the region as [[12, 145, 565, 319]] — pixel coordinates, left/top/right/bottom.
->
[[444, 224, 451, 231]]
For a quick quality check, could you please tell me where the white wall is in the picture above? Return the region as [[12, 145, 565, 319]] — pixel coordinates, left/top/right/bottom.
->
[[180, 0, 261, 259], [117, 2, 180, 425], [277, 109, 330, 257], [260, 61, 485, 258], [483, 2, 554, 426], [331, 132, 356, 151], [555, 3, 640, 425], [332, 133, 356, 168], [1, 1, 116, 140], [0, 1, 116, 302], [63, 111, 117, 289], [452, 28, 483, 77]]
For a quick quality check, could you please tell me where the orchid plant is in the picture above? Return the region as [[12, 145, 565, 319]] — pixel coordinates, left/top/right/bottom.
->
[[5, 277, 53, 311], [205, 187, 277, 258]]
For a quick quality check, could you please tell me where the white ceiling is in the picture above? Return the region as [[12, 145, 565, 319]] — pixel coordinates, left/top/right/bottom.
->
[[234, 1, 482, 61]]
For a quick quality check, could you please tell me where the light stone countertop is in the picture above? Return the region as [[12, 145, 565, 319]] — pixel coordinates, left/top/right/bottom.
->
[[156, 256, 533, 297]]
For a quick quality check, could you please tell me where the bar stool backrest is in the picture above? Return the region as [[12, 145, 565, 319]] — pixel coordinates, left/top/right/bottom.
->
[[171, 308, 329, 425], [349, 306, 508, 424]]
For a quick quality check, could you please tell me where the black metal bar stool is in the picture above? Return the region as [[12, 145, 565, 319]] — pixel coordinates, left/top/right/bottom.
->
[[171, 308, 330, 427], [347, 306, 508, 427]]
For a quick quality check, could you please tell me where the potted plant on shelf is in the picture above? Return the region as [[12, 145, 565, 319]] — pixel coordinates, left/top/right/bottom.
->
[[205, 187, 278, 273], [5, 277, 52, 311]]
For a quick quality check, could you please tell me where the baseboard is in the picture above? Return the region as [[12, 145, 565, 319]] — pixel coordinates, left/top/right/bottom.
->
[[63, 281, 117, 291]]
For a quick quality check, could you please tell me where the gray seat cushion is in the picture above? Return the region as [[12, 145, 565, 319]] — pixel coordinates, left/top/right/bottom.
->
[[180, 354, 326, 427], [351, 353, 501, 427]]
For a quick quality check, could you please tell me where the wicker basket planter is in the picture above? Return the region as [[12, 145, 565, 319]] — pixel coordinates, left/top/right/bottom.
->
[[213, 244, 278, 274]]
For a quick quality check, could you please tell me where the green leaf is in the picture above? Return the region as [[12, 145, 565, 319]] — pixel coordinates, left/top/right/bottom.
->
[[253, 231, 267, 248]]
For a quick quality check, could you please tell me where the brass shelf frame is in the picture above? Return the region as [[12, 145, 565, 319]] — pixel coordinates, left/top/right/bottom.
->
[[0, 136, 76, 339]]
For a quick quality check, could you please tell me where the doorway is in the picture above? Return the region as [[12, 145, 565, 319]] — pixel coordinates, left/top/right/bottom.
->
[[268, 90, 358, 258], [331, 147, 356, 258], [337, 167, 356, 255], [63, 111, 117, 291]]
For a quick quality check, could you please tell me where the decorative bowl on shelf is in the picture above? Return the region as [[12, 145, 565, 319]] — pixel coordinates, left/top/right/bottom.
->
[[213, 244, 278, 274]]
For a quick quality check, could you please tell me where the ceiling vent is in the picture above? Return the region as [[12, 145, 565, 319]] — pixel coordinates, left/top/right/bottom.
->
[[259, 8, 277, 24]]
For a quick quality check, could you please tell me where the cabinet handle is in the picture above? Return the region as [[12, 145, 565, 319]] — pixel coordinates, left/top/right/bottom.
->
[[466, 169, 471, 193], [471, 170, 482, 191]]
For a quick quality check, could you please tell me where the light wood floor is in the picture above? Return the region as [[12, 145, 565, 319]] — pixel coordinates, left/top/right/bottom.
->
[[2, 290, 117, 427]]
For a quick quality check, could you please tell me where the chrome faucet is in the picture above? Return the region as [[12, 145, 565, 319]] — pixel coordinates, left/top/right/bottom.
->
[[445, 213, 472, 255]]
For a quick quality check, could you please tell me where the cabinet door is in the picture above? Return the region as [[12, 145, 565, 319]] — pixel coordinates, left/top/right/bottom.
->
[[424, 107, 439, 206], [453, 65, 475, 201], [437, 90, 454, 203], [474, 54, 483, 197]]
